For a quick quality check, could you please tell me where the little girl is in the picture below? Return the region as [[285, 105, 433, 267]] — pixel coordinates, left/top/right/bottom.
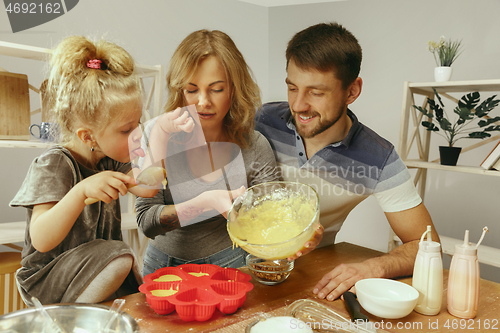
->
[[10, 36, 166, 306]]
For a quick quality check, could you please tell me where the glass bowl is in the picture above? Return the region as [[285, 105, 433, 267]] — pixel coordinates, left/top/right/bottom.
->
[[246, 254, 294, 285], [227, 181, 319, 260]]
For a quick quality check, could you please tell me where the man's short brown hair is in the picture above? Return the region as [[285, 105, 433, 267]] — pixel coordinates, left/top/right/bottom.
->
[[286, 22, 362, 89]]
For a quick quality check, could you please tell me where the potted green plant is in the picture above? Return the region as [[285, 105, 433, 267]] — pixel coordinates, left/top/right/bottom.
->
[[428, 36, 463, 82], [414, 88, 500, 166]]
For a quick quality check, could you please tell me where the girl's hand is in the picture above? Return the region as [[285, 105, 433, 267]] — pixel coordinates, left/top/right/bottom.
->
[[157, 107, 195, 134], [79, 171, 136, 204]]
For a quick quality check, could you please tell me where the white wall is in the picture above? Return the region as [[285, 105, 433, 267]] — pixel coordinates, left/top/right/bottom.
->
[[1, 0, 500, 281]]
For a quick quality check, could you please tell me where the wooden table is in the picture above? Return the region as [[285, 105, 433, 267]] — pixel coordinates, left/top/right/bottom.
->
[[104, 242, 500, 333]]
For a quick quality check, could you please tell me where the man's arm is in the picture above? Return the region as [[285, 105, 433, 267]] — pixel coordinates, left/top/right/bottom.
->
[[382, 202, 440, 277], [312, 202, 439, 301]]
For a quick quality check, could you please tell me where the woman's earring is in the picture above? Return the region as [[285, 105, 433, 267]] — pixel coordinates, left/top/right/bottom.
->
[[91, 146, 94, 152]]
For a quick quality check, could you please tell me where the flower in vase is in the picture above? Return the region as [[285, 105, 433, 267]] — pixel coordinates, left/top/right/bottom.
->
[[428, 36, 463, 67]]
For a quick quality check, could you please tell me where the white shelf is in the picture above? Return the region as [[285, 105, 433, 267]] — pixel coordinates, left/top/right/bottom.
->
[[440, 236, 500, 268], [404, 160, 500, 177], [0, 214, 139, 246], [408, 79, 500, 94], [0, 140, 54, 149], [0, 41, 52, 61], [121, 212, 139, 231], [0, 40, 159, 76]]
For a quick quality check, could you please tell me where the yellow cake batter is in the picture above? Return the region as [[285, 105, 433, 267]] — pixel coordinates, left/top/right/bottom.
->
[[150, 286, 179, 297], [188, 272, 210, 277], [232, 195, 316, 244], [153, 274, 182, 282]]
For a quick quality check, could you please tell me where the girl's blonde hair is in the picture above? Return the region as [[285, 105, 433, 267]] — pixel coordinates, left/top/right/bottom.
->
[[165, 30, 261, 148], [46, 36, 142, 143]]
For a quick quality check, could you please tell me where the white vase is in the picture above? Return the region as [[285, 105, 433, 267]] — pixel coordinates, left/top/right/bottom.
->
[[434, 66, 453, 82]]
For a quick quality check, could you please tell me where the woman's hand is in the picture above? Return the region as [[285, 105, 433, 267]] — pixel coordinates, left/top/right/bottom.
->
[[176, 186, 246, 225], [201, 186, 246, 219]]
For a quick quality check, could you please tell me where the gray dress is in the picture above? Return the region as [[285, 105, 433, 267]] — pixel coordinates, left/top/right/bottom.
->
[[10, 145, 140, 306]]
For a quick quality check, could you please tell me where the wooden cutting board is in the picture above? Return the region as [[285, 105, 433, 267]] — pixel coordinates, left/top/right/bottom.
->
[[0, 71, 30, 140], [39, 79, 55, 122]]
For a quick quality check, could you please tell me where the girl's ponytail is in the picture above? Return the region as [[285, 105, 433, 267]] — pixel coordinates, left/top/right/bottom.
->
[[46, 36, 141, 143]]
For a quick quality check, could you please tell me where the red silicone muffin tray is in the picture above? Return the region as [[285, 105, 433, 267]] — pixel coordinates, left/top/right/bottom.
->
[[139, 264, 254, 321]]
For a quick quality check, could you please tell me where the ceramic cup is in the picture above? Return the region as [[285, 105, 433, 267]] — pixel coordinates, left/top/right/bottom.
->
[[434, 66, 453, 82], [29, 122, 59, 142]]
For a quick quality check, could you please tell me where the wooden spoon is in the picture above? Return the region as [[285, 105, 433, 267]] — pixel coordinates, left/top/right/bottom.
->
[[84, 166, 167, 205]]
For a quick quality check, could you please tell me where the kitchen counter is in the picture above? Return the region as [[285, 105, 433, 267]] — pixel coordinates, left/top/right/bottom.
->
[[104, 242, 500, 332]]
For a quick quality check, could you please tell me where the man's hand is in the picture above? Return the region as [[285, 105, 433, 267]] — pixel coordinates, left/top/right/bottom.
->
[[287, 223, 324, 261], [312, 193, 437, 302], [312, 259, 383, 301]]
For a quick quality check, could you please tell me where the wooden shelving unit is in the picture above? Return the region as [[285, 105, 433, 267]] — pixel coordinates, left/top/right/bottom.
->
[[399, 79, 500, 199], [396, 79, 500, 266], [0, 40, 164, 149]]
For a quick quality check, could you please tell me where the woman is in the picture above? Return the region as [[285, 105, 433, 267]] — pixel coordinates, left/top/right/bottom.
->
[[136, 30, 279, 276]]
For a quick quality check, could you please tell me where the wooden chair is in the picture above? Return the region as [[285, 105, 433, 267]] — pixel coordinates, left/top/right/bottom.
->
[[0, 252, 26, 315]]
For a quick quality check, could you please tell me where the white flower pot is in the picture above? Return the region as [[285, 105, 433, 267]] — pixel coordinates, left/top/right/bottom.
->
[[434, 66, 453, 82]]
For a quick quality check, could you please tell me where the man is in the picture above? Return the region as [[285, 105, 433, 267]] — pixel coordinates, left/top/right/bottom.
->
[[255, 22, 439, 301]]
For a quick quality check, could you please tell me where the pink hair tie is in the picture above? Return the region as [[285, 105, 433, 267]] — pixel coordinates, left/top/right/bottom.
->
[[87, 59, 102, 69]]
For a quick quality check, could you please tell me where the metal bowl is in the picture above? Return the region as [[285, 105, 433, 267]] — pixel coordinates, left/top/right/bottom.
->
[[227, 181, 319, 260], [0, 303, 140, 333]]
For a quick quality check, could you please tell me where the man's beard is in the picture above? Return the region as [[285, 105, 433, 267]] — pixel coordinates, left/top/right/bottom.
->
[[292, 110, 343, 139]]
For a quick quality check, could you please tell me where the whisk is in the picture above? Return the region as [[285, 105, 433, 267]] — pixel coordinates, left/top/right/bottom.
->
[[285, 299, 376, 333]]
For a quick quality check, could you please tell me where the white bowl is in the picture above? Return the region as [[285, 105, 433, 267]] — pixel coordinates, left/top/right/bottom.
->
[[246, 316, 313, 333], [355, 278, 419, 319]]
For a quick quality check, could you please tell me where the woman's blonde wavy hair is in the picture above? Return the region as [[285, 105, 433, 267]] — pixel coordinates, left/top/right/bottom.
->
[[46, 36, 142, 143], [165, 30, 261, 148]]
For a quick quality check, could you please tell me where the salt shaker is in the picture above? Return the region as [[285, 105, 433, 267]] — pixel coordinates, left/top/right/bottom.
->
[[447, 226, 489, 319], [412, 225, 443, 315]]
